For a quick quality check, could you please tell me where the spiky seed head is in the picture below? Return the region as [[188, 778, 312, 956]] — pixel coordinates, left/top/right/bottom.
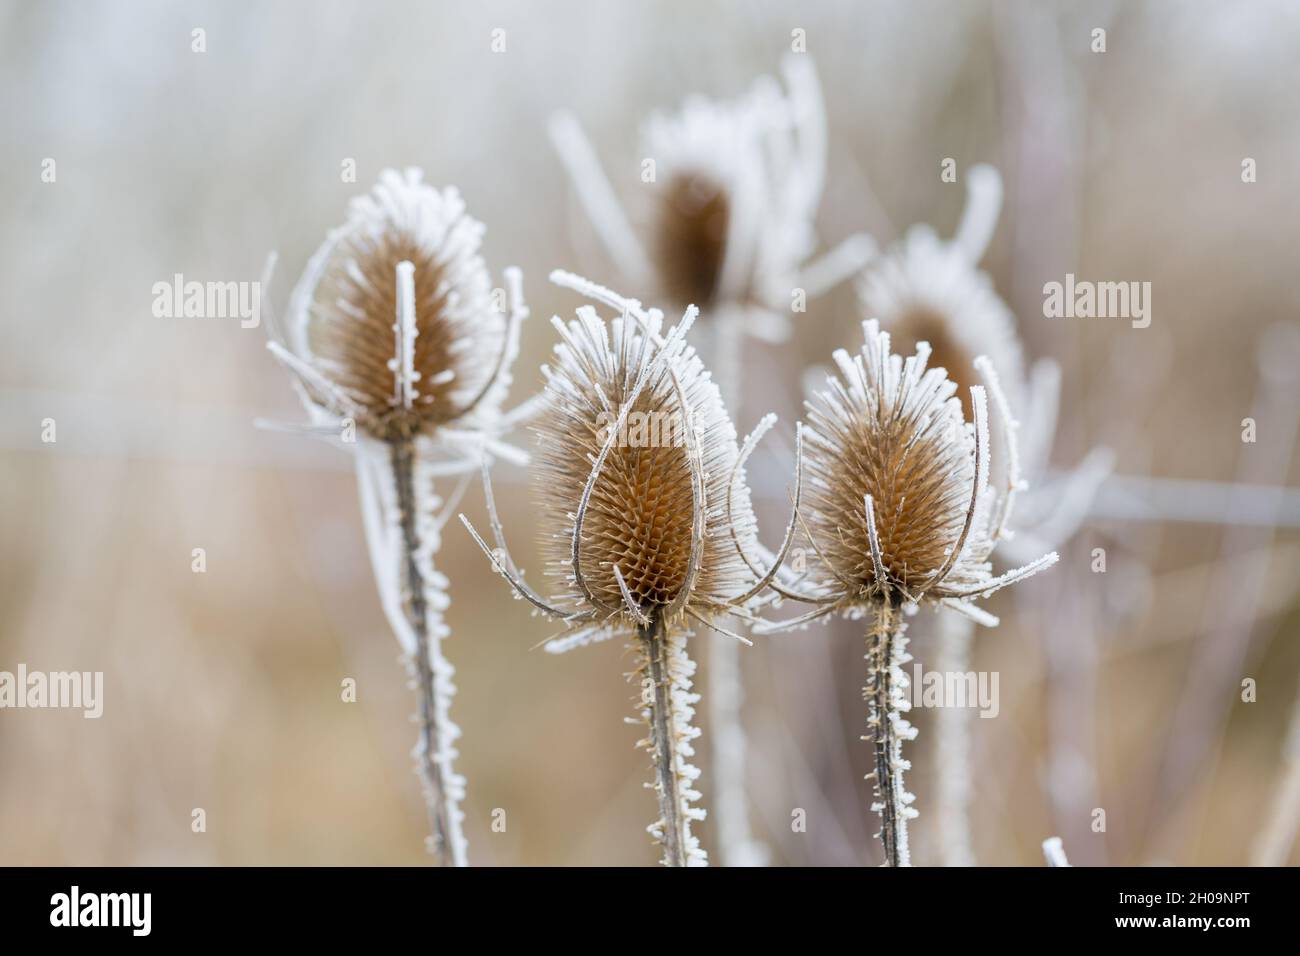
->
[[299, 168, 506, 441], [803, 320, 986, 604], [798, 320, 1058, 620], [531, 286, 760, 627]]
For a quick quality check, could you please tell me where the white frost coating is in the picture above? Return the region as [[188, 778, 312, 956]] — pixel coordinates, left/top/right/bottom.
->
[[866, 615, 918, 867], [408, 446, 468, 868], [354, 438, 468, 865], [391, 261, 420, 409], [355, 442, 417, 655], [889, 627, 920, 842], [640, 629, 708, 867], [542, 625, 620, 655]]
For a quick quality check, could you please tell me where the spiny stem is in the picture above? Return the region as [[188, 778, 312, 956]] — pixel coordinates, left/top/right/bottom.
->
[[392, 438, 465, 866], [864, 601, 915, 867], [641, 614, 687, 867], [637, 613, 709, 866]]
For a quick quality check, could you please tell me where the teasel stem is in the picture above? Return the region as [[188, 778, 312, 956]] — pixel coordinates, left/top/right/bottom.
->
[[392, 438, 468, 867], [705, 309, 765, 867], [864, 601, 917, 867], [933, 611, 975, 866], [638, 611, 707, 866]]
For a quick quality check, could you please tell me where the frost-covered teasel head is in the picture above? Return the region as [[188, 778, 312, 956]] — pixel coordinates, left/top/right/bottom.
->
[[550, 57, 873, 343], [763, 319, 1058, 632], [462, 271, 802, 650], [268, 167, 524, 450]]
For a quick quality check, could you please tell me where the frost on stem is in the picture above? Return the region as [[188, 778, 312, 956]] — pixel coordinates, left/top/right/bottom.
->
[[391, 440, 468, 867], [358, 437, 470, 866], [636, 615, 707, 867], [864, 602, 918, 867]]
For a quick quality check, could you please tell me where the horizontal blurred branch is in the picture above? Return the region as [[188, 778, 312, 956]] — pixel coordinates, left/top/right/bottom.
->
[[7, 386, 1300, 527]]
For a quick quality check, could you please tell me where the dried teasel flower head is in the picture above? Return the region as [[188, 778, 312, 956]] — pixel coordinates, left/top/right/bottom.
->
[[550, 57, 873, 344], [764, 319, 1058, 632], [462, 271, 803, 651], [268, 168, 524, 449]]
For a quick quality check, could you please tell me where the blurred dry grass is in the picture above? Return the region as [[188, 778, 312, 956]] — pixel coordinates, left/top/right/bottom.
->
[[1, 0, 1298, 865]]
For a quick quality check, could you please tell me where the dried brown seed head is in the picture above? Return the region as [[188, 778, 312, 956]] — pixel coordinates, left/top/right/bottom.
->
[[799, 320, 1057, 618], [531, 280, 760, 627], [804, 322, 974, 599], [295, 169, 507, 441]]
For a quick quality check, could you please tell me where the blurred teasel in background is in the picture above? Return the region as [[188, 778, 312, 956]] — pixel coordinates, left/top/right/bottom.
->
[[550, 54, 874, 345]]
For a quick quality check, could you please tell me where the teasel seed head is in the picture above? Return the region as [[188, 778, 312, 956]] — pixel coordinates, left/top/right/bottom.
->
[[271, 167, 521, 445], [758, 319, 1057, 633], [460, 270, 804, 651], [533, 274, 763, 629]]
